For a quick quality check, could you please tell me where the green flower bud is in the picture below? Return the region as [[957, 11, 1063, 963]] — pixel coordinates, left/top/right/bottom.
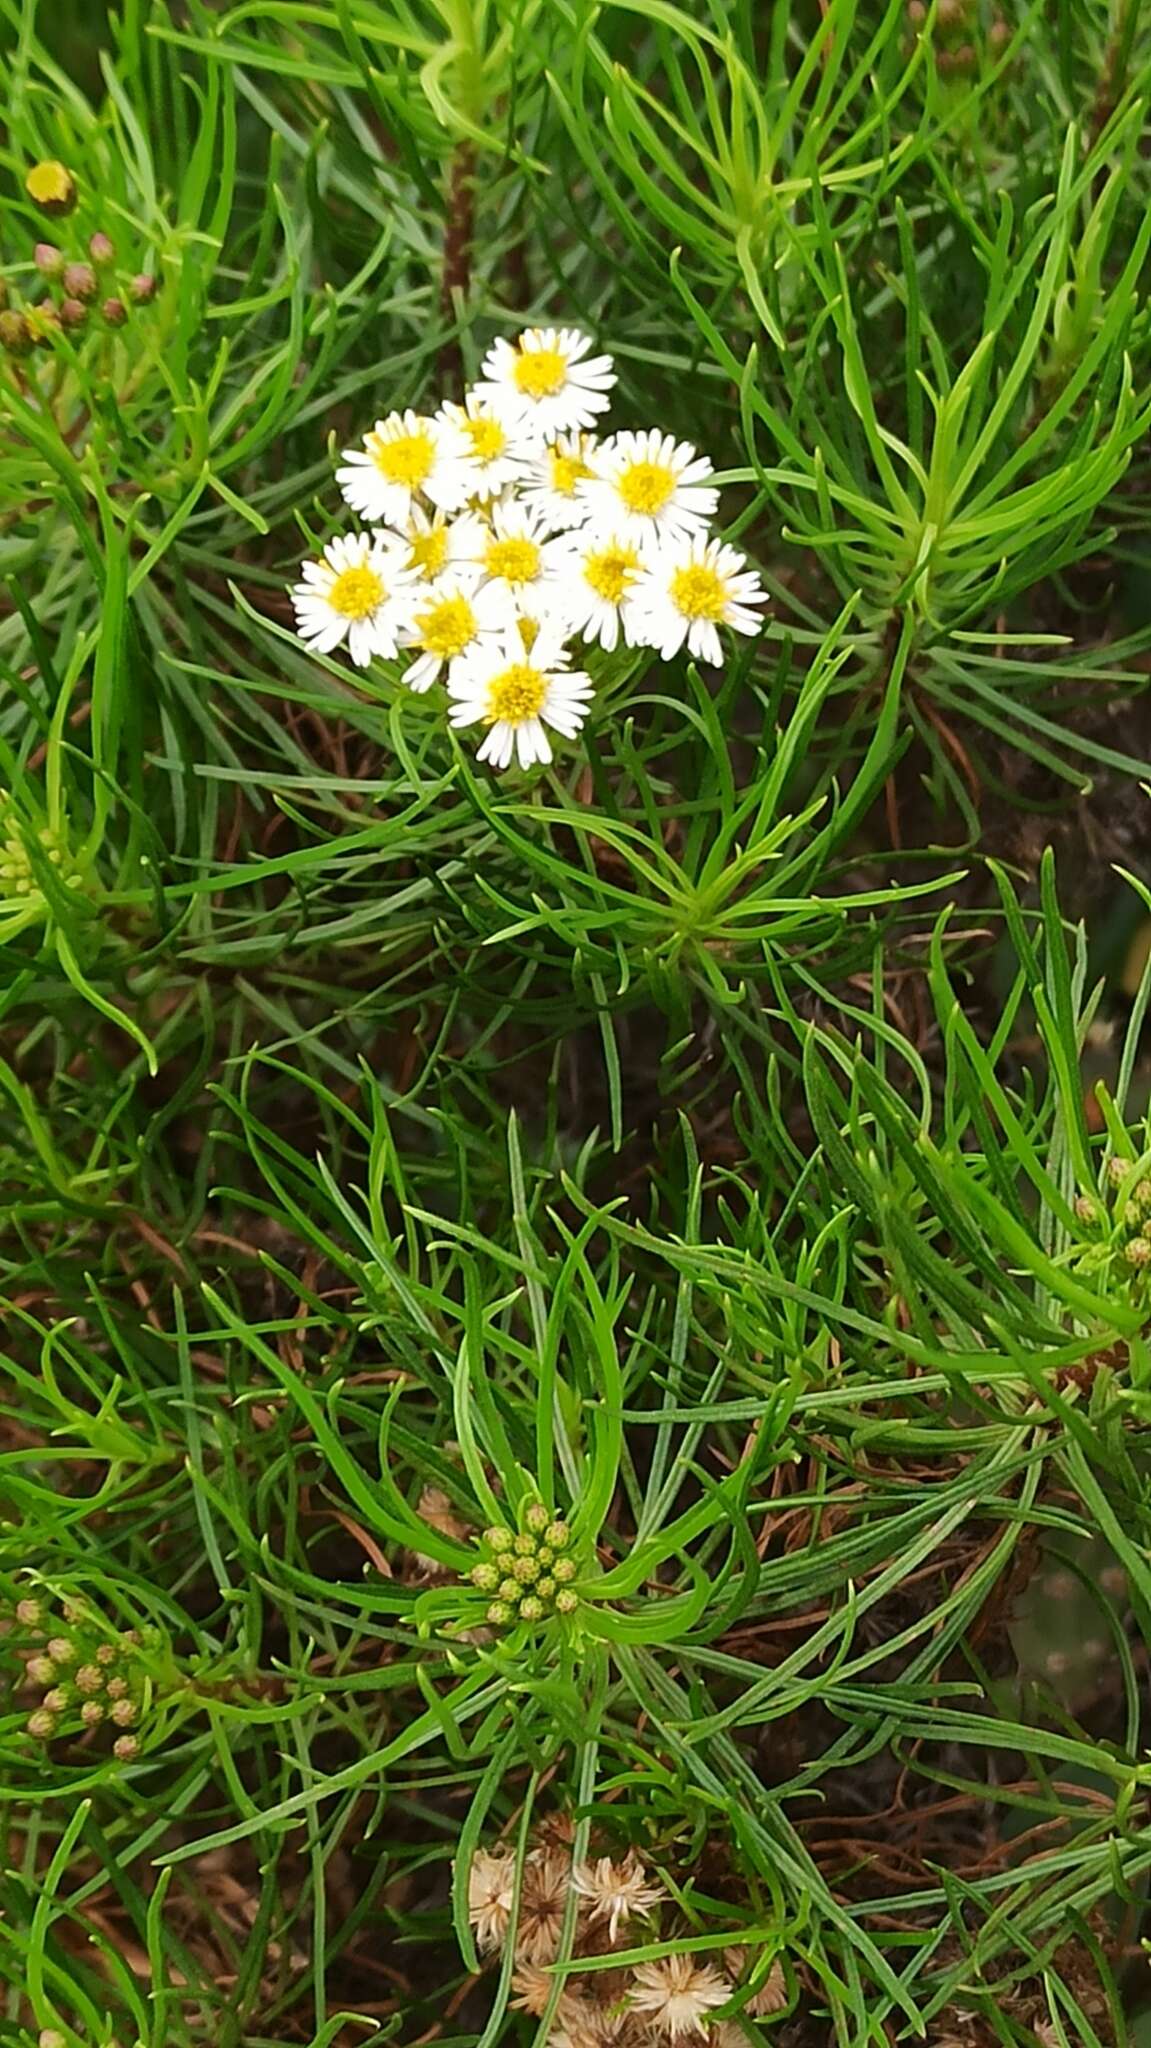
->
[[26, 1656, 55, 1685], [89, 231, 115, 264], [545, 1522, 570, 1551], [485, 1527, 513, 1553], [537, 1577, 556, 1601], [101, 296, 127, 327], [15, 1599, 41, 1627], [80, 1700, 104, 1726], [519, 1595, 544, 1622], [113, 1734, 139, 1760], [471, 1562, 499, 1592], [499, 1578, 520, 1602], [26, 1709, 55, 1737], [555, 1589, 578, 1615], [552, 1555, 576, 1583], [34, 242, 63, 277], [513, 1532, 536, 1557], [129, 272, 157, 303], [0, 311, 33, 358], [524, 1503, 549, 1533], [513, 1553, 540, 1583], [486, 1601, 512, 1625], [59, 297, 87, 331], [1125, 1238, 1151, 1267]]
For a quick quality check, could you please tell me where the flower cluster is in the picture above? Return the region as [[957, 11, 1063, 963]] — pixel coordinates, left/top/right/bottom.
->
[[470, 1501, 579, 1629], [465, 1823, 785, 2047], [1071, 1156, 1151, 1291], [12, 1593, 149, 1762], [1, 170, 154, 356], [292, 327, 766, 771]]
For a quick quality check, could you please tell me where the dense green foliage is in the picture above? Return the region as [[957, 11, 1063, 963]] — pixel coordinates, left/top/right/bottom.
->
[[3, 1, 1151, 2043]]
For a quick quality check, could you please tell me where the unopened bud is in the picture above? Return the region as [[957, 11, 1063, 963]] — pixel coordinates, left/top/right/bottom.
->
[[34, 242, 63, 277], [545, 1521, 570, 1551], [988, 18, 1010, 48], [111, 1698, 137, 1726], [59, 297, 87, 331], [1074, 1196, 1098, 1225], [26, 1656, 56, 1685], [101, 296, 127, 328], [552, 1555, 576, 1583], [907, 0, 926, 17], [15, 1599, 42, 1627], [39, 2031, 66, 2048], [88, 231, 115, 264], [25, 161, 77, 217], [106, 1675, 128, 1699], [485, 1527, 512, 1553], [113, 1734, 139, 1760], [519, 1595, 544, 1622], [554, 1588, 578, 1614], [524, 1503, 549, 1533], [61, 262, 96, 301], [129, 272, 156, 303], [1125, 1238, 1151, 1267], [80, 1700, 104, 1726], [47, 1637, 74, 1663], [96, 1642, 116, 1664], [26, 1709, 55, 1737], [486, 1601, 512, 1625], [42, 1688, 68, 1712], [0, 310, 33, 359], [75, 1664, 103, 1693], [470, 1562, 499, 1591], [1109, 1157, 1128, 1185]]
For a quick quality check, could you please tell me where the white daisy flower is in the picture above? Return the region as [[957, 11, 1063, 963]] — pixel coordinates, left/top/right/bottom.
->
[[448, 622, 592, 771], [436, 392, 535, 502], [400, 574, 515, 692], [475, 499, 565, 608], [291, 531, 414, 667], [521, 431, 600, 531], [579, 428, 717, 546], [629, 1956, 733, 2039], [386, 504, 489, 587], [335, 408, 468, 525], [631, 536, 766, 667], [544, 530, 648, 652], [571, 1854, 665, 1941], [478, 327, 615, 439]]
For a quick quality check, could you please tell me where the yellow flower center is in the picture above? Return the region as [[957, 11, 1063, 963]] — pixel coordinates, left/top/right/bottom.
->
[[549, 446, 592, 496], [485, 662, 547, 724], [464, 415, 506, 462], [518, 617, 540, 652], [415, 594, 476, 659], [584, 544, 640, 605], [512, 346, 568, 398], [484, 536, 541, 585], [367, 427, 435, 488], [408, 526, 448, 578], [327, 564, 386, 619], [669, 563, 728, 621], [617, 459, 676, 516]]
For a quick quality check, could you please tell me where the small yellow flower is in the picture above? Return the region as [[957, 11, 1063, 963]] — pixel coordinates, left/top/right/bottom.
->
[[25, 160, 77, 216]]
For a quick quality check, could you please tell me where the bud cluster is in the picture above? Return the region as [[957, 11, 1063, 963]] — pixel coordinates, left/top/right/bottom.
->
[[12, 1594, 149, 1762], [1, 160, 158, 360], [0, 812, 82, 904], [1073, 1159, 1151, 1286], [470, 1502, 580, 1629]]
